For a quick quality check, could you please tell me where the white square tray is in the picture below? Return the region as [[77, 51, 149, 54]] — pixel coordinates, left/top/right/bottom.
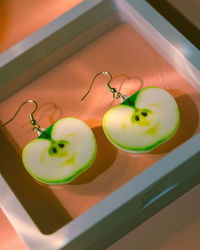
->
[[0, 0, 200, 249]]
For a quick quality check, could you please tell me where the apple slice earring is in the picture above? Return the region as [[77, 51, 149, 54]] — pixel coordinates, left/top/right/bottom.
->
[[1, 100, 97, 184], [82, 72, 180, 153]]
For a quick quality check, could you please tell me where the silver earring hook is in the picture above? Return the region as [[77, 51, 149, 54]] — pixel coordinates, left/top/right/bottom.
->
[[81, 72, 126, 101], [1, 100, 44, 135]]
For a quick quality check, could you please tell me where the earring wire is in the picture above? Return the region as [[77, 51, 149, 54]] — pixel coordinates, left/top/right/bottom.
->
[[81, 72, 126, 101], [1, 100, 44, 135]]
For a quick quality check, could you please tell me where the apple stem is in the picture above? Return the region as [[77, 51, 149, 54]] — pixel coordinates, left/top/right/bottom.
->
[[42, 131, 52, 140]]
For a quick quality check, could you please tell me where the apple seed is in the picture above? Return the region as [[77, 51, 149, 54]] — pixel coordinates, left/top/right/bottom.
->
[[52, 147, 57, 153], [135, 115, 140, 121], [141, 112, 147, 117]]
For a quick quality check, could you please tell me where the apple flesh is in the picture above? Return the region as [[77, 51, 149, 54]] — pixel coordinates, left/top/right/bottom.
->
[[103, 87, 180, 153], [22, 117, 97, 184]]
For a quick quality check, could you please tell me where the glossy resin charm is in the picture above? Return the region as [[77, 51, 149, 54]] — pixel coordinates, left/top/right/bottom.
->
[[103, 86, 180, 153], [1, 101, 97, 184], [82, 72, 180, 153], [22, 117, 97, 184]]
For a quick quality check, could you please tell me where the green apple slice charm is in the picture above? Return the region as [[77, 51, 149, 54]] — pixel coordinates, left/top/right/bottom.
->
[[103, 87, 180, 153], [22, 117, 97, 184]]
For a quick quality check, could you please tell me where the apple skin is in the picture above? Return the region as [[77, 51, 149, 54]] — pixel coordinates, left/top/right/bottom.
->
[[103, 87, 180, 153], [22, 118, 97, 185]]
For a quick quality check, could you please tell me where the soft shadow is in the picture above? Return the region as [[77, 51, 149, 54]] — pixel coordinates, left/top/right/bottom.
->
[[119, 76, 144, 94], [152, 90, 199, 154], [112, 74, 144, 95], [21, 102, 63, 130], [106, 74, 144, 108], [69, 126, 118, 185], [0, 128, 71, 234], [37, 102, 63, 124]]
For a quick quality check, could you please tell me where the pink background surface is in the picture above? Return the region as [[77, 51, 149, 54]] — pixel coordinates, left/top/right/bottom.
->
[[0, 0, 83, 54], [0, 1, 200, 249]]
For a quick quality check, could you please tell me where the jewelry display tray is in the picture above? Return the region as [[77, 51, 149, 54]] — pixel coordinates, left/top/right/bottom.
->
[[0, 0, 200, 249]]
